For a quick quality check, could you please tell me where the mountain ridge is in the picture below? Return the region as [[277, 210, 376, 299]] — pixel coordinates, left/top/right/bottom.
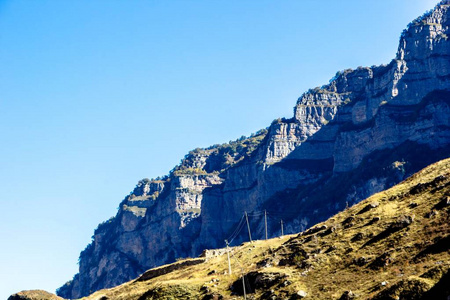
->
[[57, 1, 450, 298], [12, 156, 450, 299]]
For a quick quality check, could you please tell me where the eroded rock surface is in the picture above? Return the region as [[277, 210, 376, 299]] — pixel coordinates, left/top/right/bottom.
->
[[58, 2, 450, 298]]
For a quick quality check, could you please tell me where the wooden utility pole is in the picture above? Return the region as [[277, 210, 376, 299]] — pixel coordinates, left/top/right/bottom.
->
[[245, 212, 252, 243], [225, 240, 232, 276], [281, 219, 284, 237], [242, 271, 247, 300], [264, 210, 268, 240]]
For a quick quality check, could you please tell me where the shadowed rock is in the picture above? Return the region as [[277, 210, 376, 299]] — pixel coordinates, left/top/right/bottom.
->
[[363, 215, 413, 247], [230, 272, 287, 295], [414, 235, 450, 262]]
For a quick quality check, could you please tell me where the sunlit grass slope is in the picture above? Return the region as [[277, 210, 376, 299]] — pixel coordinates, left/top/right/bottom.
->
[[11, 158, 450, 300]]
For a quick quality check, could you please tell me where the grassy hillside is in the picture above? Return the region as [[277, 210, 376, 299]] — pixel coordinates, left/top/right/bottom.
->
[[11, 158, 450, 300]]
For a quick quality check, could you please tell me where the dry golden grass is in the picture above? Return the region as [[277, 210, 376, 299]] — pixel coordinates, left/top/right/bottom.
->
[[8, 289, 64, 300], [15, 158, 450, 300]]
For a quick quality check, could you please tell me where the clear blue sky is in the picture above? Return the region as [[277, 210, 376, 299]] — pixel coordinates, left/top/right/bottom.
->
[[0, 0, 440, 298]]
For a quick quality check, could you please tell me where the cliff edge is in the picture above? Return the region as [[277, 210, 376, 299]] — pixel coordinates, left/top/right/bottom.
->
[[58, 1, 450, 298]]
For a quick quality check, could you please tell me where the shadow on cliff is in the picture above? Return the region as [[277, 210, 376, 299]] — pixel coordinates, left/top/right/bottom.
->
[[260, 90, 450, 232]]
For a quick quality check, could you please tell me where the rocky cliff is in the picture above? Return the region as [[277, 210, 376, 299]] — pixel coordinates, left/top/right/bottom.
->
[[19, 156, 450, 299], [58, 1, 450, 298]]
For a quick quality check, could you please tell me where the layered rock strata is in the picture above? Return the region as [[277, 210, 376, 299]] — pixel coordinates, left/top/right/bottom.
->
[[58, 2, 450, 298]]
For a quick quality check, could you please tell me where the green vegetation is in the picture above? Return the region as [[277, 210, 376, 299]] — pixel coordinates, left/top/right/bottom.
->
[[171, 129, 268, 176], [173, 167, 208, 176]]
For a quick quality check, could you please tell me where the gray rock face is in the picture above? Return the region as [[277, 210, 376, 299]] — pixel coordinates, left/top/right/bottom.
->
[[57, 2, 450, 298]]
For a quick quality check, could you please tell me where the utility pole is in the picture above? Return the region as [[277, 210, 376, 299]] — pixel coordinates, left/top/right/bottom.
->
[[281, 219, 284, 237], [225, 240, 232, 276], [245, 212, 252, 243], [241, 270, 247, 300], [264, 210, 268, 240]]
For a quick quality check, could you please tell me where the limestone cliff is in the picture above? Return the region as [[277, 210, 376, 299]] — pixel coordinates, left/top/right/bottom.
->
[[25, 157, 449, 300], [58, 1, 450, 298]]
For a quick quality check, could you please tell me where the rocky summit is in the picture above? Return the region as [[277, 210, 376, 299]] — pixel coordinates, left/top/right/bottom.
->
[[55, 1, 450, 299]]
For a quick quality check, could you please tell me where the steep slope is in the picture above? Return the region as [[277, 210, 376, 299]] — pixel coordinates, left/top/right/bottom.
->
[[58, 1, 450, 298], [15, 157, 450, 299]]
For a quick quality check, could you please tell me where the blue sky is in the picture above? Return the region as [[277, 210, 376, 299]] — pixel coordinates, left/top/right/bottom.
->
[[0, 0, 440, 298]]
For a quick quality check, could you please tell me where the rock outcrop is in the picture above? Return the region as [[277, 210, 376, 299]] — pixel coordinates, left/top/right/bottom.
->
[[28, 156, 447, 300], [58, 1, 450, 298]]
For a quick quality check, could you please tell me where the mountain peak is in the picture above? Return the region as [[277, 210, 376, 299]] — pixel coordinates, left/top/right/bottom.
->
[[55, 2, 450, 298]]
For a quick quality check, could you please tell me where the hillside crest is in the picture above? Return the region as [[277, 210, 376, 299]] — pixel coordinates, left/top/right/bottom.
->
[[12, 157, 450, 299], [57, 1, 450, 298]]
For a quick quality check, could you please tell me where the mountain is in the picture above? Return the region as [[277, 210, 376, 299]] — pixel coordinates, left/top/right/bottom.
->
[[56, 1, 450, 298], [12, 157, 450, 299]]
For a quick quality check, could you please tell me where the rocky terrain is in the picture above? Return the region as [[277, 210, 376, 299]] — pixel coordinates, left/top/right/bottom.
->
[[12, 157, 450, 299], [51, 1, 450, 298]]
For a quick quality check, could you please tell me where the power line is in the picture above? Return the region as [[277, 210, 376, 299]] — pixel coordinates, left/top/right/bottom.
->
[[228, 221, 245, 245], [222, 208, 310, 248], [226, 215, 245, 244]]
